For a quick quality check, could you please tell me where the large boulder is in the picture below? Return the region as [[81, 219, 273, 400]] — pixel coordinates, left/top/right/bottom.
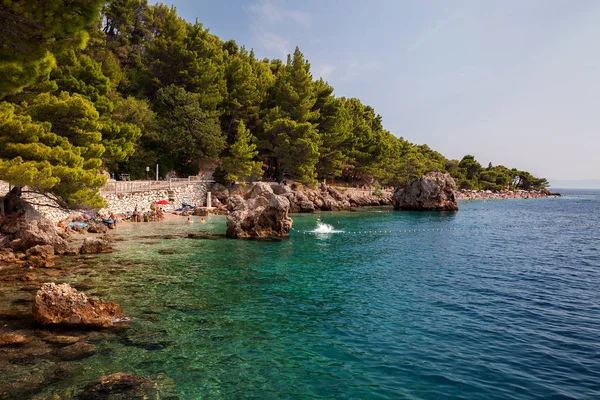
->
[[32, 282, 128, 328], [226, 183, 293, 238], [393, 172, 459, 211], [0, 188, 70, 254]]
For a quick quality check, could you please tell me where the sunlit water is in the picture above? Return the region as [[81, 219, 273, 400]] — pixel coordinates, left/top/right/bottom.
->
[[21, 190, 600, 398]]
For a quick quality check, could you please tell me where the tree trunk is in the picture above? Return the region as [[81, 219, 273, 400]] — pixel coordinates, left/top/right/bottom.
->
[[3, 186, 22, 215]]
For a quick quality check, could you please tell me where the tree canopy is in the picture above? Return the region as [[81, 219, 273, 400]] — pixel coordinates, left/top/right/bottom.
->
[[0, 0, 548, 210]]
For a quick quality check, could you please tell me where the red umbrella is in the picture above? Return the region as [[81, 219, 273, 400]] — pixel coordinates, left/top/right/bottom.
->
[[156, 200, 170, 205]]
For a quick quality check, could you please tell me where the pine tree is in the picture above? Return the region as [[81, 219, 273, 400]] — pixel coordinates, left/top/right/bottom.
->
[[0, 0, 104, 98], [0, 93, 106, 208], [222, 121, 263, 183]]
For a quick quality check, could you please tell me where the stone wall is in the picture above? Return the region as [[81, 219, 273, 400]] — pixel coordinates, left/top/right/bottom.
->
[[99, 183, 208, 214], [1, 181, 208, 221], [0, 182, 79, 222]]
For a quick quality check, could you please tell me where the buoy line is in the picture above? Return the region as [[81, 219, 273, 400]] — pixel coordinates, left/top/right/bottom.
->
[[290, 222, 600, 236]]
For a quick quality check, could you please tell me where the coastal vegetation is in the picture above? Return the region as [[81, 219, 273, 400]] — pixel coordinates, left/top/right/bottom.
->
[[0, 0, 548, 208]]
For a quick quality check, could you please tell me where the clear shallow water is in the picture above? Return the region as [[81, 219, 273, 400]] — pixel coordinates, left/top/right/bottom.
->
[[50, 191, 600, 398]]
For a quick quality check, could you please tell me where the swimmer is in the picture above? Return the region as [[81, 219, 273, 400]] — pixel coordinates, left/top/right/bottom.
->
[[186, 217, 193, 224], [200, 218, 206, 224]]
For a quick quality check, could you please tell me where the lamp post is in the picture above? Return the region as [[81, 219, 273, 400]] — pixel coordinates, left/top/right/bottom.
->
[[146, 166, 149, 180]]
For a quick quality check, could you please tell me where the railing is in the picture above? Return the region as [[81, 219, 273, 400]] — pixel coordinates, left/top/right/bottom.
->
[[100, 178, 214, 195]]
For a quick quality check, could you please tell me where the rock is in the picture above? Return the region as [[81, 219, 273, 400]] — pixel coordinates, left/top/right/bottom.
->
[[0, 333, 28, 346], [87, 223, 108, 234], [41, 334, 81, 345], [393, 172, 459, 211], [80, 238, 114, 254], [32, 282, 128, 328], [9, 238, 24, 251], [80, 372, 159, 400], [100, 235, 116, 243], [226, 183, 293, 238], [0, 248, 16, 263], [0, 191, 70, 254], [193, 208, 208, 216], [209, 208, 228, 216], [24, 244, 56, 268], [25, 244, 55, 257], [21, 272, 38, 281], [55, 341, 96, 361], [25, 256, 56, 268], [22, 218, 70, 254]]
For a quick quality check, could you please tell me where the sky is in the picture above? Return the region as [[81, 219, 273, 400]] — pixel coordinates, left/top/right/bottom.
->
[[152, 0, 600, 185]]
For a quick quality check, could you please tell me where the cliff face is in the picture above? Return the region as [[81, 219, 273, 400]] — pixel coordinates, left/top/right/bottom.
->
[[212, 182, 393, 213]]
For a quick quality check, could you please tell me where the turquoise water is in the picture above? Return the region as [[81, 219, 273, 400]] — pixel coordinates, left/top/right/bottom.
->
[[56, 191, 600, 398]]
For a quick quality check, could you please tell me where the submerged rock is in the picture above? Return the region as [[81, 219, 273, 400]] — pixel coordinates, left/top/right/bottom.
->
[[79, 372, 159, 400], [80, 238, 114, 254], [41, 334, 81, 345], [226, 183, 293, 238], [55, 341, 97, 361], [393, 172, 459, 211], [0, 333, 28, 346], [32, 282, 128, 328]]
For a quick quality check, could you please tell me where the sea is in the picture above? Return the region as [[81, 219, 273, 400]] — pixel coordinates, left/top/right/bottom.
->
[[9, 189, 600, 399]]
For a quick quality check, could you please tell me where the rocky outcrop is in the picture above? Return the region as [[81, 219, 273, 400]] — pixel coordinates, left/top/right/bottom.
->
[[0, 188, 71, 254], [80, 373, 160, 400], [32, 283, 128, 328], [226, 183, 293, 238], [80, 238, 114, 254], [213, 182, 392, 214], [393, 172, 459, 211], [279, 183, 392, 212]]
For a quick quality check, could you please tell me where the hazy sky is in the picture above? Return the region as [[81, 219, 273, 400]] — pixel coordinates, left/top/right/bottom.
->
[[154, 0, 600, 182]]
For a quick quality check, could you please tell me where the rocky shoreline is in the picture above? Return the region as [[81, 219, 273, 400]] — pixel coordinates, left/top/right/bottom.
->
[[455, 189, 560, 201]]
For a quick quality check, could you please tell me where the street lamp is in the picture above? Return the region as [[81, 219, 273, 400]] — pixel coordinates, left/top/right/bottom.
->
[[146, 166, 150, 180]]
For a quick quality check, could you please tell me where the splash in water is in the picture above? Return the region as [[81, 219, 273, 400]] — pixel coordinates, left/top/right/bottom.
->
[[313, 222, 341, 234]]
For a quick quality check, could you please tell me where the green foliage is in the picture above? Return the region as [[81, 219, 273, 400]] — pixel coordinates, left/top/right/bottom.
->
[[0, 93, 106, 208], [267, 118, 321, 186], [0, 0, 547, 208], [153, 85, 226, 176], [222, 121, 263, 183], [0, 0, 103, 97], [449, 155, 548, 191]]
